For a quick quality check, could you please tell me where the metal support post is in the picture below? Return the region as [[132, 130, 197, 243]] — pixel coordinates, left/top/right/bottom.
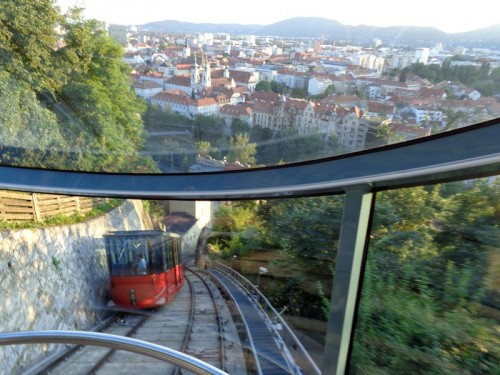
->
[[322, 185, 374, 374]]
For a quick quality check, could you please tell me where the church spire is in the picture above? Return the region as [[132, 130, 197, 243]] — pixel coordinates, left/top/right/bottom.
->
[[183, 36, 191, 58], [201, 51, 211, 88], [191, 52, 199, 87]]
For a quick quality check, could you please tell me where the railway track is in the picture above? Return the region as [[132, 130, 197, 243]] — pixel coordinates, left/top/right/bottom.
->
[[177, 266, 226, 373], [31, 266, 244, 375]]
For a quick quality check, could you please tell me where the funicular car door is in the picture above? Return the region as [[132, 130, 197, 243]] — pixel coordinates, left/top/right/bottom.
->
[[171, 235, 183, 286]]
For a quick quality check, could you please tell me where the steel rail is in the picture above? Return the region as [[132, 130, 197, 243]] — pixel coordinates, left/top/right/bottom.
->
[[0, 331, 228, 375], [86, 314, 149, 373], [0, 121, 497, 199], [173, 268, 196, 375], [186, 266, 227, 372]]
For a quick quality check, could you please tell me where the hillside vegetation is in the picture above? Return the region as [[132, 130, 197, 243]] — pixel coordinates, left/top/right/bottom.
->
[[0, 1, 157, 172]]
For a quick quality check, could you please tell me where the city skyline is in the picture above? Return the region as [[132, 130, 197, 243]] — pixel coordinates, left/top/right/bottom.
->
[[56, 0, 499, 34]]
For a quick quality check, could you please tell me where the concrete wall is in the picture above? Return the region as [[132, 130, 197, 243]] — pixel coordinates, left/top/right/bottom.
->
[[0, 200, 151, 374], [168, 200, 216, 259]]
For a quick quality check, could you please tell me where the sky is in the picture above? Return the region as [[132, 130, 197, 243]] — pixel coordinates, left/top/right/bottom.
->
[[56, 0, 499, 34]]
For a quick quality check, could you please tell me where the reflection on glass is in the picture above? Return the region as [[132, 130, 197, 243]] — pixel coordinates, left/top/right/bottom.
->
[[0, 1, 498, 172], [351, 178, 499, 374]]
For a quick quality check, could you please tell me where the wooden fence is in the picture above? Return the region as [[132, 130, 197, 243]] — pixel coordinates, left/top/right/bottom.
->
[[0, 191, 104, 222]]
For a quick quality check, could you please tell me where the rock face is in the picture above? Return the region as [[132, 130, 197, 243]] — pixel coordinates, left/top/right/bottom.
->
[[0, 200, 151, 373]]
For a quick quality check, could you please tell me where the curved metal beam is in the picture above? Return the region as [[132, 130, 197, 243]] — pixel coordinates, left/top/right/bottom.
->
[[0, 330, 228, 375], [0, 120, 498, 199]]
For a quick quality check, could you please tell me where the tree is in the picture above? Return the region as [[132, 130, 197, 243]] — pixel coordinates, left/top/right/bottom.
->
[[259, 196, 344, 319], [290, 87, 308, 98], [0, 0, 67, 96], [193, 115, 227, 147], [143, 104, 193, 131], [196, 141, 212, 157], [227, 133, 256, 165], [57, 16, 152, 171], [255, 80, 272, 92], [271, 81, 289, 94], [231, 118, 251, 136], [351, 181, 499, 374], [0, 1, 158, 173], [154, 138, 195, 172], [0, 71, 70, 168]]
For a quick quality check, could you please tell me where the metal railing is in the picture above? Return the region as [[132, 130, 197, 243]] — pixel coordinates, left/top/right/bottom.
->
[[0, 330, 228, 375], [211, 261, 322, 375]]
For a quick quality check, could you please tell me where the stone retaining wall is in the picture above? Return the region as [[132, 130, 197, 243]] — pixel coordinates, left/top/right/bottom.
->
[[0, 200, 151, 374]]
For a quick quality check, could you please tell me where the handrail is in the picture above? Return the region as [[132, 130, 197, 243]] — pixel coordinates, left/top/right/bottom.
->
[[0, 330, 228, 375], [208, 269, 264, 375], [212, 261, 322, 375]]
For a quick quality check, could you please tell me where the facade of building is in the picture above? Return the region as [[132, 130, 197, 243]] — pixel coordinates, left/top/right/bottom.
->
[[133, 80, 163, 99], [308, 76, 334, 96], [252, 95, 367, 150]]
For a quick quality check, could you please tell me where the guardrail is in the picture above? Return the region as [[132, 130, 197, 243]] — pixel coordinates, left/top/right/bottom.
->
[[211, 261, 322, 375]]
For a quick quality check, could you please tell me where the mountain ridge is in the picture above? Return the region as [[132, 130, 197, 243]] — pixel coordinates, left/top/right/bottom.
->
[[136, 17, 500, 47]]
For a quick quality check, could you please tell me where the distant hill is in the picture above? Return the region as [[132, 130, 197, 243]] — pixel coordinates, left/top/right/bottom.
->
[[450, 23, 500, 46], [138, 19, 262, 35], [138, 17, 500, 48], [255, 17, 449, 44]]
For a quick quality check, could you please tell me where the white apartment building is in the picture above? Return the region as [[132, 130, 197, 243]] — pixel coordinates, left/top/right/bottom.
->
[[391, 54, 414, 69], [275, 70, 308, 89], [415, 48, 430, 65], [308, 76, 334, 96], [133, 80, 163, 100], [151, 91, 219, 118]]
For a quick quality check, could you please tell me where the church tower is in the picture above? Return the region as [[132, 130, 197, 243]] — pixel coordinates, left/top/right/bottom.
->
[[201, 52, 212, 88], [183, 37, 191, 58], [190, 52, 200, 88]]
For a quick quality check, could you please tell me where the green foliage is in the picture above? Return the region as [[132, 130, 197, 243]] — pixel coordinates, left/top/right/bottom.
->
[[252, 128, 325, 165], [227, 133, 256, 165], [255, 80, 272, 92], [213, 202, 261, 233], [402, 60, 500, 96], [153, 138, 195, 172], [374, 122, 405, 145], [290, 87, 308, 98], [0, 0, 66, 96], [143, 103, 193, 131], [0, 3, 157, 172], [259, 196, 344, 317], [351, 181, 500, 374], [193, 114, 227, 148], [52, 256, 62, 271], [0, 71, 70, 168], [311, 84, 335, 100], [230, 118, 251, 136], [56, 16, 153, 172], [271, 81, 289, 94], [210, 181, 499, 372], [210, 202, 265, 258], [196, 141, 212, 157]]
